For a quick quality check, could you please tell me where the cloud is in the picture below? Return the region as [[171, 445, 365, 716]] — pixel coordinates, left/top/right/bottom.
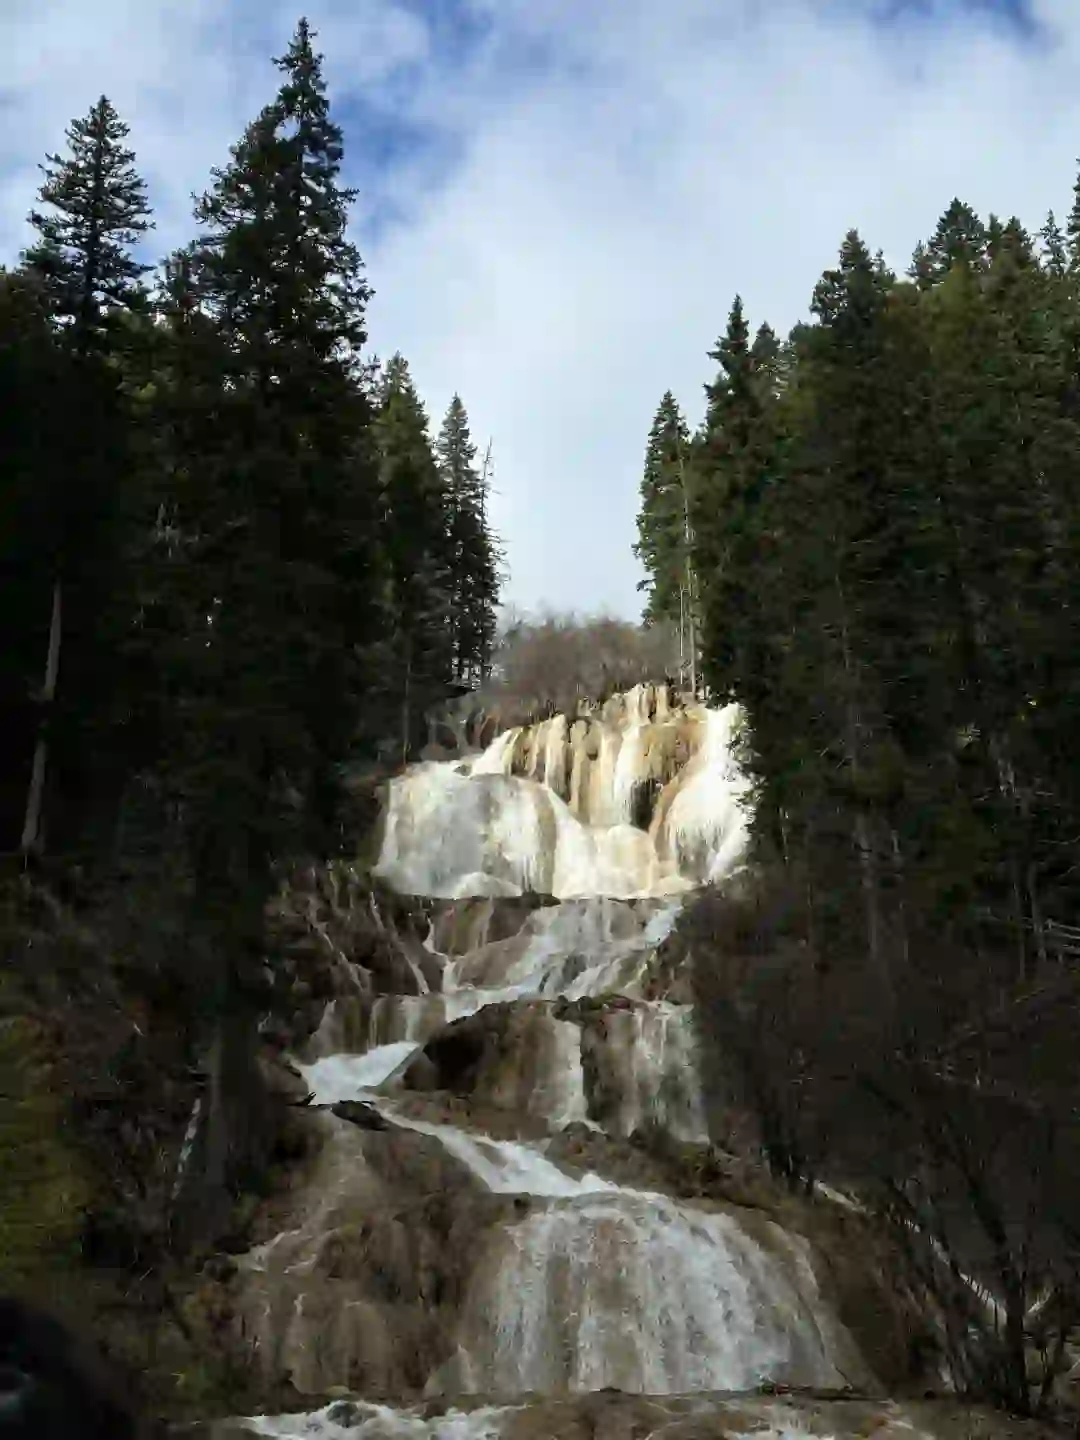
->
[[0, 0, 431, 254], [3, 0, 1080, 616]]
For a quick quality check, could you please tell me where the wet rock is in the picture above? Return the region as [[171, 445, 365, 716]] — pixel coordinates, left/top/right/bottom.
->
[[331, 1100, 390, 1131]]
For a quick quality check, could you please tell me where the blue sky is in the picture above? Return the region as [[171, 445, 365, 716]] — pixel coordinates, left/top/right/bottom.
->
[[2, 0, 1078, 617]]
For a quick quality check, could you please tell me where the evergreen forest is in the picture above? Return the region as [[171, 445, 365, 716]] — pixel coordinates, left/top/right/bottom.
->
[[638, 190, 1080, 1413], [0, 18, 500, 1409]]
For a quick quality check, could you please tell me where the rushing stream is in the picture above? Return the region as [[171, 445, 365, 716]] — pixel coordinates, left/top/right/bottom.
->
[[231, 687, 872, 1437]]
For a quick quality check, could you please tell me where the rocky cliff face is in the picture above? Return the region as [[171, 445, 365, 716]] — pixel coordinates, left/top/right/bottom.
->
[[189, 685, 952, 1438]]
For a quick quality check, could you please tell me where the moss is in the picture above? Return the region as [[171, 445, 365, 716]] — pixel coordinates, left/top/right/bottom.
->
[[0, 998, 93, 1294]]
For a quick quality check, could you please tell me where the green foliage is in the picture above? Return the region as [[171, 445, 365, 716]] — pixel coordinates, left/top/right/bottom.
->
[[0, 1004, 91, 1291], [23, 95, 152, 346], [436, 395, 503, 686], [674, 149, 1080, 1420], [634, 391, 692, 628], [681, 173, 1080, 989], [12, 94, 155, 861], [374, 353, 454, 760]]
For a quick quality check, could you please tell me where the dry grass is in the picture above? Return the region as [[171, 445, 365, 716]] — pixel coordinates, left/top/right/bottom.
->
[[476, 611, 681, 729]]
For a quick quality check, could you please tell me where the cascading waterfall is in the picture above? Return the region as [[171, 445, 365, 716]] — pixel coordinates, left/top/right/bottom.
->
[[235, 686, 877, 1438], [443, 1196, 840, 1396]]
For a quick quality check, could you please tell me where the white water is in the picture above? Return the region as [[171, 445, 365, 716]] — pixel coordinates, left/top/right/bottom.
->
[[381, 1107, 615, 1198], [448, 1195, 841, 1395], [247, 1402, 510, 1438], [593, 1002, 708, 1143], [240, 688, 865, 1430], [375, 698, 749, 901], [301, 1042, 422, 1104]]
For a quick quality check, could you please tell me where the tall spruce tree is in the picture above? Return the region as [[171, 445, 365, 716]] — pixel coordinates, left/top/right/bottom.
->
[[471, 438, 503, 682], [436, 395, 501, 686], [24, 96, 152, 345], [180, 14, 379, 849], [693, 298, 783, 711], [19, 96, 153, 859], [1040, 211, 1067, 277], [158, 16, 382, 1215], [634, 392, 695, 675], [376, 354, 453, 759]]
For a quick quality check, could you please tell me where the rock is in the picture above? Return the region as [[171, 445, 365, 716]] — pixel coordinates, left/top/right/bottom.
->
[[257, 1054, 312, 1106], [201, 1253, 238, 1283], [331, 1100, 390, 1131]]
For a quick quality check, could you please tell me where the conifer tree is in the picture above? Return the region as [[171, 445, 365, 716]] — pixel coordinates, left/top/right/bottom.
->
[[471, 438, 503, 682], [694, 297, 781, 709], [986, 213, 1005, 266], [436, 395, 501, 686], [155, 19, 383, 1198], [376, 354, 453, 758], [19, 97, 153, 858], [910, 198, 987, 285], [1066, 159, 1080, 270], [178, 14, 380, 852], [24, 96, 152, 347], [633, 392, 697, 683], [1040, 212, 1067, 277]]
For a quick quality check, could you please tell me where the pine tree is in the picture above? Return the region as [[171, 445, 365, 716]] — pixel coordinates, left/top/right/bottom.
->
[[24, 96, 151, 348], [986, 213, 1005, 267], [694, 296, 780, 708], [1040, 211, 1067, 277], [181, 15, 380, 831], [1001, 217, 1035, 269], [750, 234, 932, 991], [923, 225, 1080, 967], [472, 439, 503, 682], [750, 321, 786, 401], [436, 395, 502, 686], [377, 354, 453, 758], [155, 18, 383, 1199], [633, 392, 696, 683], [910, 198, 987, 286], [19, 97, 153, 859], [1067, 159, 1080, 271]]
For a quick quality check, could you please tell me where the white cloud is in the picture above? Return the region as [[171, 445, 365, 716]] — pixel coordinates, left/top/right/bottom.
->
[[4, 0, 1080, 616], [0, 0, 429, 253]]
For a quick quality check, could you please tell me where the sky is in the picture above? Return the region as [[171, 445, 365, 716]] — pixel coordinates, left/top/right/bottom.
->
[[2, 0, 1079, 618]]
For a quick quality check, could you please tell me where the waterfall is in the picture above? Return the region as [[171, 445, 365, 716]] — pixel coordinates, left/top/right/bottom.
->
[[444, 1196, 839, 1395], [232, 686, 876, 1437]]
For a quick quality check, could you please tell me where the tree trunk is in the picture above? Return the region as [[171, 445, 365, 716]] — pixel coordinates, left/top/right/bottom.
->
[[20, 579, 62, 857], [833, 565, 889, 999]]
